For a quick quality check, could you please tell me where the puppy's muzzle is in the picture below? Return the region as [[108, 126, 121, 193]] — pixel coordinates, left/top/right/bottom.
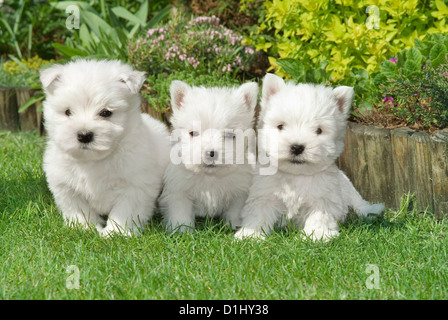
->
[[77, 131, 94, 144], [290, 144, 305, 156], [204, 150, 218, 165]]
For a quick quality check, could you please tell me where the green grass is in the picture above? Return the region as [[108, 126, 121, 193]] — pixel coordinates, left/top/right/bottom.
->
[[1, 131, 448, 299]]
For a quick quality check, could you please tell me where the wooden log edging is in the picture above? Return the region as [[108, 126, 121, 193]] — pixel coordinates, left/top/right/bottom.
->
[[337, 122, 448, 218], [0, 87, 44, 133], [15, 88, 43, 133], [0, 87, 19, 131]]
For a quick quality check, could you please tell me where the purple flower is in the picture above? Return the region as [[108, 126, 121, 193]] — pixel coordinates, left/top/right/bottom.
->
[[383, 96, 394, 106], [389, 57, 398, 64]]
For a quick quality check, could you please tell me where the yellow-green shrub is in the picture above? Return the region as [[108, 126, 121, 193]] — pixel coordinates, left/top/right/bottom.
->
[[242, 0, 448, 82], [2, 56, 54, 76]]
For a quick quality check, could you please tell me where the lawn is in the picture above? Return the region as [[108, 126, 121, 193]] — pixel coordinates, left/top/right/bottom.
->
[[1, 131, 447, 300]]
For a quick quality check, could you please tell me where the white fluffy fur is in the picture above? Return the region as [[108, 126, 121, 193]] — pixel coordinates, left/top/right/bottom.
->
[[235, 74, 384, 241], [41, 59, 170, 236], [159, 81, 258, 232]]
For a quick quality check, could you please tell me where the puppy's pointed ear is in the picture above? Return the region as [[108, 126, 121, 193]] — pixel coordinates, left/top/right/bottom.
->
[[40, 64, 64, 94], [170, 80, 191, 111], [332, 86, 354, 117], [262, 73, 285, 103], [237, 82, 259, 112], [120, 70, 146, 94]]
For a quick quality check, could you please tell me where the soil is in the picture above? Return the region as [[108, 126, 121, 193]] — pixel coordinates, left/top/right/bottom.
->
[[188, 0, 258, 29], [351, 101, 441, 135]]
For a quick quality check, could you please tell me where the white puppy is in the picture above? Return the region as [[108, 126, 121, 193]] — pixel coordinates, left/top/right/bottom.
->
[[235, 74, 384, 241], [40, 59, 170, 236], [159, 81, 258, 232]]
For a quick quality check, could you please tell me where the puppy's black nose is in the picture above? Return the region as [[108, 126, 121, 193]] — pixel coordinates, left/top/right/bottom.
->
[[206, 150, 218, 159], [77, 131, 94, 144], [290, 144, 305, 155]]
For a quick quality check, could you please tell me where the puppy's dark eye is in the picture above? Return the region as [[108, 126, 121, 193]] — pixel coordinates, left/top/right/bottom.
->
[[224, 132, 235, 139], [65, 109, 71, 117], [99, 109, 113, 118], [316, 128, 322, 135], [189, 131, 199, 137], [277, 124, 284, 130]]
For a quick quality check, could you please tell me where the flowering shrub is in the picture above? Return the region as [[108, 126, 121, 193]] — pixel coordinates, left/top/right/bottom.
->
[[2, 56, 54, 75], [242, 0, 448, 82], [0, 56, 54, 87], [368, 33, 448, 129], [128, 15, 256, 78]]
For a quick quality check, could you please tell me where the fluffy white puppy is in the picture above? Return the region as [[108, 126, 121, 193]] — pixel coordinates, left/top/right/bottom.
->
[[235, 74, 384, 241], [40, 59, 170, 236], [159, 81, 258, 232]]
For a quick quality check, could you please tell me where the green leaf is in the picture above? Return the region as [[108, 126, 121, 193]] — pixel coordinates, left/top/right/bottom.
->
[[404, 48, 423, 76], [404, 60, 420, 76], [128, 24, 141, 39], [277, 58, 305, 80], [146, 5, 172, 29], [112, 6, 145, 25], [79, 24, 93, 49], [380, 60, 398, 78], [406, 48, 423, 66], [52, 43, 87, 58], [429, 43, 447, 69], [107, 6, 123, 29], [80, 8, 112, 38], [135, 0, 149, 23], [49, 1, 94, 11], [18, 93, 45, 113], [373, 72, 387, 86], [0, 18, 22, 58], [430, 33, 446, 44], [414, 38, 429, 57]]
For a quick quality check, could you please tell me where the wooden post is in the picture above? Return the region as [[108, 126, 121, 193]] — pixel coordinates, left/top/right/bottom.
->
[[16, 87, 40, 132], [391, 127, 415, 210], [140, 96, 168, 124], [338, 122, 370, 201], [0, 87, 19, 131], [339, 122, 448, 217], [409, 131, 434, 213], [363, 125, 395, 208], [431, 130, 448, 219]]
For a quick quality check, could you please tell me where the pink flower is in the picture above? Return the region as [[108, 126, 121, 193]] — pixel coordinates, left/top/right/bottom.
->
[[221, 64, 232, 72], [383, 96, 394, 106], [244, 47, 255, 55], [389, 57, 398, 63]]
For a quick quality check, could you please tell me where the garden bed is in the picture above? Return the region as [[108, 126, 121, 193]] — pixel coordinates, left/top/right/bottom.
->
[[338, 121, 448, 218]]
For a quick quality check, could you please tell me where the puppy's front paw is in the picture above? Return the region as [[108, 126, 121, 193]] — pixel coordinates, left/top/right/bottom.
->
[[358, 203, 385, 218], [302, 227, 340, 242], [100, 223, 132, 237], [166, 223, 195, 234], [64, 215, 91, 230], [234, 228, 265, 240]]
